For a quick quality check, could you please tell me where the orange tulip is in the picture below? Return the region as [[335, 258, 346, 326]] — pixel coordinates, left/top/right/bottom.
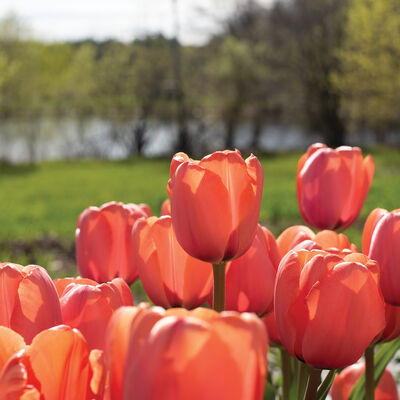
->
[[168, 150, 263, 263], [362, 208, 400, 305], [55, 277, 133, 350], [0, 325, 106, 400], [132, 216, 213, 309], [76, 201, 150, 284], [105, 305, 268, 400], [160, 199, 171, 216], [277, 225, 358, 258], [274, 250, 385, 369], [297, 143, 374, 230], [225, 224, 280, 315], [330, 364, 399, 400], [0, 263, 62, 343]]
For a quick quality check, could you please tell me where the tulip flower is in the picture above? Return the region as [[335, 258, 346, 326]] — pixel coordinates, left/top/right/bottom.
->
[[362, 208, 400, 305], [76, 201, 150, 284], [160, 199, 171, 216], [167, 150, 263, 263], [55, 277, 133, 350], [330, 364, 399, 400], [277, 226, 357, 258], [274, 250, 385, 369], [297, 143, 374, 230], [225, 224, 280, 315], [132, 216, 213, 309], [0, 325, 106, 399], [105, 305, 268, 400], [0, 263, 62, 343]]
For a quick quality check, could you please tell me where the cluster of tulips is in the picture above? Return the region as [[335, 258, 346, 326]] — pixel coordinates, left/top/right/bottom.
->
[[1, 143, 399, 399]]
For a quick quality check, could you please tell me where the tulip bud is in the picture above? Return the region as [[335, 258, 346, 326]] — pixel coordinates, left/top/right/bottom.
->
[[297, 143, 374, 230], [225, 225, 280, 315], [330, 364, 398, 400], [274, 250, 385, 369], [105, 305, 268, 400], [132, 216, 212, 309], [76, 201, 150, 284], [55, 277, 133, 350], [0, 263, 62, 343], [168, 150, 263, 263]]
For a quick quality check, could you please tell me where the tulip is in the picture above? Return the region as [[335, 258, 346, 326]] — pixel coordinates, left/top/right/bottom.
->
[[297, 143, 374, 230], [160, 199, 171, 216], [362, 208, 400, 305], [132, 216, 213, 309], [167, 150, 263, 263], [0, 263, 62, 343], [330, 364, 399, 400], [274, 250, 385, 369], [277, 226, 357, 258], [105, 305, 268, 400], [55, 277, 133, 350], [1, 325, 106, 399], [76, 201, 150, 284], [225, 224, 280, 315]]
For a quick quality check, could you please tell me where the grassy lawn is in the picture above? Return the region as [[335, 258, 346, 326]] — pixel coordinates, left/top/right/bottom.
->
[[0, 147, 399, 269]]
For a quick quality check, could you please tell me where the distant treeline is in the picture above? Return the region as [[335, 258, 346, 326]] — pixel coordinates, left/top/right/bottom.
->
[[0, 0, 399, 157]]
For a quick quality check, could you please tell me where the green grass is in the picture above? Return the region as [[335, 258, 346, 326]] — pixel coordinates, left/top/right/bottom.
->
[[0, 147, 399, 251]]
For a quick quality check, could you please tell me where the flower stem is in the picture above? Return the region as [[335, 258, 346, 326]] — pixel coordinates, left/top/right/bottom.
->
[[296, 362, 309, 400], [212, 262, 226, 312], [365, 345, 375, 400], [280, 347, 292, 400], [304, 367, 321, 400]]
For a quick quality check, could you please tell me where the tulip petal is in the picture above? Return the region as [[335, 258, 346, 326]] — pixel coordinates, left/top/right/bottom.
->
[[302, 262, 385, 369]]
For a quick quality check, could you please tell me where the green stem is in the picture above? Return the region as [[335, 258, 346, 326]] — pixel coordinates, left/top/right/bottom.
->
[[212, 262, 226, 312], [296, 362, 309, 400], [365, 345, 375, 400], [280, 347, 292, 400], [304, 367, 321, 400]]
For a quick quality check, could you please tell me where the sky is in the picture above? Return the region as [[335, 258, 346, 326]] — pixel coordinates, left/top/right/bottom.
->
[[0, 0, 273, 45]]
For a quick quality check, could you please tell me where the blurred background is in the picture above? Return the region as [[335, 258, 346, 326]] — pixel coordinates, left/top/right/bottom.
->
[[0, 0, 399, 279]]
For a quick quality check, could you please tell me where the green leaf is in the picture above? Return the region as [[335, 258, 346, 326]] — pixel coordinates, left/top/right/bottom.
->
[[317, 369, 337, 399], [349, 338, 400, 399], [264, 381, 277, 400]]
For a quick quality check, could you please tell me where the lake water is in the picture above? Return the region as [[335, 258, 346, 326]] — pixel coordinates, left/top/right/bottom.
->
[[0, 117, 397, 163]]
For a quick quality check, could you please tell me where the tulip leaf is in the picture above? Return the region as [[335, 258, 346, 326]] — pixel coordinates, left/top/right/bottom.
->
[[349, 338, 400, 400], [264, 381, 277, 400], [316, 369, 337, 399]]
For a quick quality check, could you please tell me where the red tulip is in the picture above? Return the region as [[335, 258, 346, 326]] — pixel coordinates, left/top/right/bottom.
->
[[362, 208, 400, 305], [55, 277, 133, 350], [274, 250, 385, 369], [160, 199, 171, 216], [168, 150, 263, 263], [225, 224, 280, 315], [76, 201, 150, 284], [297, 143, 374, 230], [331, 364, 399, 400], [277, 226, 357, 257], [1, 325, 106, 400], [132, 216, 213, 309], [105, 305, 268, 400], [0, 263, 62, 343]]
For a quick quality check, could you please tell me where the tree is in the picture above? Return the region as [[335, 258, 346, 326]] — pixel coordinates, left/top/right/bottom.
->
[[338, 0, 400, 140], [268, 0, 348, 147]]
